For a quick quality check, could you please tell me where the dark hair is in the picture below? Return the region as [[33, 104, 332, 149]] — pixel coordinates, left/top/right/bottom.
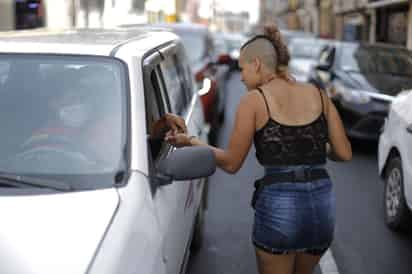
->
[[263, 24, 290, 68]]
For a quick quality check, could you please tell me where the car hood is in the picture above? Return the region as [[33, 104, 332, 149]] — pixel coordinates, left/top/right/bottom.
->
[[0, 188, 119, 274], [342, 71, 412, 96]]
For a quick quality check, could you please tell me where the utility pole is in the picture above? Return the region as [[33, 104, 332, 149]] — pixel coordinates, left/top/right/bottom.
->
[[71, 0, 77, 27], [212, 0, 216, 28]]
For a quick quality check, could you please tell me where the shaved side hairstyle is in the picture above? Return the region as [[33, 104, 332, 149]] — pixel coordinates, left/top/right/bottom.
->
[[240, 35, 278, 72]]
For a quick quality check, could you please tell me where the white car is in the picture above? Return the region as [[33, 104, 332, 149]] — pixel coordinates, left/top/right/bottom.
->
[[0, 28, 215, 274], [378, 90, 412, 231]]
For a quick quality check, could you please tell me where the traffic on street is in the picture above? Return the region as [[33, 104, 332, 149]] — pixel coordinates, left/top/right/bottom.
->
[[187, 72, 412, 274], [1, 1, 412, 274]]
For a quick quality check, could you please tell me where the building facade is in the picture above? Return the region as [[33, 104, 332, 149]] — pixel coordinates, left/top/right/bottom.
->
[[259, 0, 319, 33], [0, 0, 45, 31], [333, 0, 369, 41], [333, 0, 412, 49], [0, 0, 147, 31], [318, 0, 334, 38], [367, 0, 411, 47], [260, 0, 289, 28]]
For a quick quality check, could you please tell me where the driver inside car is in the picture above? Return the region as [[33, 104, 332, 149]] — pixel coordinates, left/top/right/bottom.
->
[[15, 83, 116, 171], [14, 73, 187, 173]]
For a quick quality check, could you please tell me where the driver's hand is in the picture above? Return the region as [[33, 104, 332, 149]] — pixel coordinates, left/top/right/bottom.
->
[[165, 132, 192, 147], [164, 113, 187, 134], [151, 113, 187, 139]]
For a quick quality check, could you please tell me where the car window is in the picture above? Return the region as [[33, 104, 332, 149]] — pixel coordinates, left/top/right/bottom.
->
[[340, 45, 412, 76], [0, 54, 127, 190], [178, 32, 206, 63], [176, 46, 196, 98], [176, 46, 195, 97], [290, 40, 325, 59], [160, 55, 188, 115], [146, 68, 170, 162]]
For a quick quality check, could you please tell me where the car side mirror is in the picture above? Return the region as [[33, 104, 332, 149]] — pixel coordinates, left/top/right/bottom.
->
[[155, 147, 216, 185], [197, 78, 212, 96], [315, 62, 331, 71]]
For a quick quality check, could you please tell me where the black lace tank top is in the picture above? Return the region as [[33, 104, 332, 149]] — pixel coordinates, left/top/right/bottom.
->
[[253, 87, 329, 166]]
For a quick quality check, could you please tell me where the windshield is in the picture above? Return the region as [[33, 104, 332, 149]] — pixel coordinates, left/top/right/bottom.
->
[[0, 54, 127, 190], [340, 44, 412, 76], [289, 40, 325, 59], [177, 32, 206, 63]]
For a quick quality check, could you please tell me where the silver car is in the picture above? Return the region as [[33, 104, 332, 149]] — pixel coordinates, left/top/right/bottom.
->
[[0, 28, 215, 274]]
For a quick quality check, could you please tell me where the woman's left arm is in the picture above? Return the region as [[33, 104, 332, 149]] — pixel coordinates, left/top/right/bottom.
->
[[166, 93, 256, 174]]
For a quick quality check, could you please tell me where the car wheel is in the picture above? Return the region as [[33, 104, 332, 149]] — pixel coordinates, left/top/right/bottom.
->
[[384, 156, 412, 231], [190, 203, 205, 253]]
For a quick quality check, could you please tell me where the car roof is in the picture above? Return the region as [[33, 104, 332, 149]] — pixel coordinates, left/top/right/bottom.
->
[[280, 29, 315, 37], [147, 23, 210, 36], [329, 40, 409, 51], [289, 37, 333, 45], [0, 27, 178, 56], [151, 22, 208, 31]]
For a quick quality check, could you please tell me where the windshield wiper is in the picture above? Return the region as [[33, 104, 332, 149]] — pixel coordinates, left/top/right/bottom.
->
[[0, 172, 72, 191]]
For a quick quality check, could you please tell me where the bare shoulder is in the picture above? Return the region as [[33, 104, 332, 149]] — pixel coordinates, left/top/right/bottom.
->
[[239, 90, 263, 108], [297, 82, 328, 100]]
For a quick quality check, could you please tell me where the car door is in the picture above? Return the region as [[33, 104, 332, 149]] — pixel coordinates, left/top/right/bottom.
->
[[143, 55, 188, 274], [400, 93, 412, 206], [158, 44, 206, 244]]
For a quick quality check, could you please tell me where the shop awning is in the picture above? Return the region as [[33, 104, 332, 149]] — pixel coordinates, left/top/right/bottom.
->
[[367, 0, 409, 9]]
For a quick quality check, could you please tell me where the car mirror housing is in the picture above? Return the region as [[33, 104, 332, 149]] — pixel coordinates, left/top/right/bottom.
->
[[155, 146, 216, 185]]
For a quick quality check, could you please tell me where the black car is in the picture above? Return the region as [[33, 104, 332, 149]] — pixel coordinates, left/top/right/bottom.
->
[[309, 41, 412, 141]]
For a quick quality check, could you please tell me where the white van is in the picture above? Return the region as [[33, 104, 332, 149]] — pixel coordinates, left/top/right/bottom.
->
[[0, 27, 215, 274]]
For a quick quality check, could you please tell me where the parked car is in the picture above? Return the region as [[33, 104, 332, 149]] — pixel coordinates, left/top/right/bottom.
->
[[148, 23, 230, 139], [211, 31, 240, 71], [221, 32, 247, 67], [288, 37, 333, 82], [0, 27, 216, 274], [280, 29, 316, 45], [378, 90, 412, 231], [309, 41, 412, 141]]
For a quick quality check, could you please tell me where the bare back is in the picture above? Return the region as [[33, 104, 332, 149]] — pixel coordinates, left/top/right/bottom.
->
[[254, 81, 325, 131]]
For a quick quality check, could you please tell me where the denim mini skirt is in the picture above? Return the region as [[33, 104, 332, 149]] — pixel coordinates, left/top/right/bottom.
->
[[252, 165, 336, 255]]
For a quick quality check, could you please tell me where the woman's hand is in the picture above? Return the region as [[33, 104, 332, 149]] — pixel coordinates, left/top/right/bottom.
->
[[165, 131, 193, 147]]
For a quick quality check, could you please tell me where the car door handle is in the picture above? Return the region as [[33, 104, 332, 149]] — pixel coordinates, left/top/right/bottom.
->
[[407, 124, 412, 134]]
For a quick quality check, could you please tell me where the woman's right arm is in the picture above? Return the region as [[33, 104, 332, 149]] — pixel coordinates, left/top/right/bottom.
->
[[323, 93, 352, 161]]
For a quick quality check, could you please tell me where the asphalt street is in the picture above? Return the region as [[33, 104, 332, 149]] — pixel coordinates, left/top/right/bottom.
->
[[187, 72, 412, 274]]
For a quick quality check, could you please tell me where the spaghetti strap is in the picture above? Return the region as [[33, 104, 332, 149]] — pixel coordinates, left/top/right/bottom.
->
[[316, 87, 325, 115], [256, 87, 271, 117]]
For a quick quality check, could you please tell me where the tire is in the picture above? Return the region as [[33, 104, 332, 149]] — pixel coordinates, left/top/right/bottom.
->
[[384, 156, 412, 232], [190, 205, 204, 252]]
